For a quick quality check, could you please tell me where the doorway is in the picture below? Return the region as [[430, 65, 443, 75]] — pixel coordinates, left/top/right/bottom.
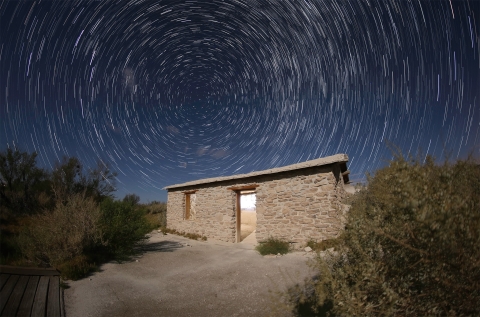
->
[[239, 190, 256, 242]]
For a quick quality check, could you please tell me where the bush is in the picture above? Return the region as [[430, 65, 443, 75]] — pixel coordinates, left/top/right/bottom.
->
[[256, 237, 290, 255], [55, 254, 98, 280], [307, 154, 480, 316], [16, 195, 155, 279], [99, 198, 153, 258], [18, 194, 103, 273], [123, 193, 140, 205]]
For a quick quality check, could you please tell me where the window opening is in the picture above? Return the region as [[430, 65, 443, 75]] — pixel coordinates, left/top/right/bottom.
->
[[184, 192, 196, 220]]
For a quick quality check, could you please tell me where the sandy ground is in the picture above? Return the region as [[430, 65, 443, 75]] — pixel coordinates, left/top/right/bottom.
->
[[241, 211, 257, 240], [64, 232, 316, 317]]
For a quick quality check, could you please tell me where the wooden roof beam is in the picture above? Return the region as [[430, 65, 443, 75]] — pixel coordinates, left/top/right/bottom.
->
[[227, 184, 259, 191]]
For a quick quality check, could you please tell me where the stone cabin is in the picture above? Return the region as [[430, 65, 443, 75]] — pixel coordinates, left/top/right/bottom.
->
[[164, 153, 351, 248]]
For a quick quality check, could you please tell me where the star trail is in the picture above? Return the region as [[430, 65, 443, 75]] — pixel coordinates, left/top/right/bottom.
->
[[1, 0, 478, 202]]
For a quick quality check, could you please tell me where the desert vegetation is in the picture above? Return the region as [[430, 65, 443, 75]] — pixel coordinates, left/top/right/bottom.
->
[[143, 200, 167, 229], [287, 151, 480, 316], [256, 237, 290, 255], [0, 148, 166, 279], [161, 227, 207, 241]]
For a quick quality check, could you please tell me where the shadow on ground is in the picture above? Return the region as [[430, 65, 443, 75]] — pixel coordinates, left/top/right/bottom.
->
[[284, 276, 334, 317], [140, 240, 184, 253]]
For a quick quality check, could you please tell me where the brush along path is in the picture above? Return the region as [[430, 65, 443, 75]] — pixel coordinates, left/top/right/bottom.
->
[[64, 232, 316, 317]]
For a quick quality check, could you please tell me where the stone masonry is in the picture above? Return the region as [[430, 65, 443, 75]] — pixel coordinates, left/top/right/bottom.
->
[[165, 154, 350, 248]]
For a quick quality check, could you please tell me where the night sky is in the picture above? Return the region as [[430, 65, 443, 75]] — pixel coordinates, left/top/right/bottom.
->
[[1, 0, 478, 203]]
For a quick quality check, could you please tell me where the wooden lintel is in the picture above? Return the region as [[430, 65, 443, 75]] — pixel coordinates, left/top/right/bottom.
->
[[227, 184, 259, 191], [182, 190, 197, 194]]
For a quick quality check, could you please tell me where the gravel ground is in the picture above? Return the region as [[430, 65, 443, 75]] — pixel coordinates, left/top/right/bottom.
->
[[64, 232, 317, 317]]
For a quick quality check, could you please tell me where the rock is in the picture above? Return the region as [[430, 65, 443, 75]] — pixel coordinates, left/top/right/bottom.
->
[[277, 253, 281, 256], [304, 246, 313, 252]]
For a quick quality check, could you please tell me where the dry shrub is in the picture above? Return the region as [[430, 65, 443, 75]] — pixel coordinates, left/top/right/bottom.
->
[[308, 153, 480, 316], [146, 201, 167, 214], [18, 194, 103, 269], [55, 254, 98, 280], [306, 239, 340, 252], [144, 202, 167, 228], [144, 213, 164, 229]]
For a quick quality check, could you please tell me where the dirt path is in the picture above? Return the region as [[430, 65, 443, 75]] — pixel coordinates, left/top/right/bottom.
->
[[64, 232, 316, 317]]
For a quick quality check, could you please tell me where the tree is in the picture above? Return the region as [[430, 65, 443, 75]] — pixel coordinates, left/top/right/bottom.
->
[[50, 157, 84, 201], [123, 193, 140, 206], [51, 156, 117, 203], [84, 160, 117, 202], [0, 148, 50, 216]]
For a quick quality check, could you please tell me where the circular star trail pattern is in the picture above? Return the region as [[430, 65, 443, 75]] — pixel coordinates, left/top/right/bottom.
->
[[1, 0, 478, 202]]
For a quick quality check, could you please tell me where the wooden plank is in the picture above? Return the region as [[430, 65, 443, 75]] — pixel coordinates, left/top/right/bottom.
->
[[59, 281, 65, 317], [0, 274, 19, 314], [2, 275, 29, 317], [17, 275, 39, 317], [185, 194, 191, 220], [227, 184, 259, 191], [0, 274, 9, 291], [236, 192, 241, 243], [46, 277, 61, 317], [182, 190, 197, 194], [0, 265, 60, 276], [31, 275, 49, 317]]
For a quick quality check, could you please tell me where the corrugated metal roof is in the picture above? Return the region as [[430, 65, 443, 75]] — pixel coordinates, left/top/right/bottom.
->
[[164, 153, 348, 190]]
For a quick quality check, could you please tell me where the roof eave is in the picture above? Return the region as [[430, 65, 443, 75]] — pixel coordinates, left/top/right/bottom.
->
[[164, 153, 348, 190]]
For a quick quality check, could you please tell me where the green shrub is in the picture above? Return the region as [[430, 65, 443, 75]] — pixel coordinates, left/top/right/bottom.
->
[[307, 153, 480, 316], [256, 237, 290, 255], [99, 198, 153, 257]]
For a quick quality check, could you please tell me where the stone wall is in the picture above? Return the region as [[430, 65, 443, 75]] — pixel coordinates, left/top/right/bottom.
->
[[166, 163, 347, 247], [167, 185, 238, 242]]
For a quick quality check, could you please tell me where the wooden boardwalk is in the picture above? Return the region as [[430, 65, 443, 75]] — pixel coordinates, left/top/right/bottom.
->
[[0, 266, 64, 317]]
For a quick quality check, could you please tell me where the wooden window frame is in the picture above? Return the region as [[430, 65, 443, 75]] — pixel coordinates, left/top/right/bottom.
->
[[183, 190, 197, 220]]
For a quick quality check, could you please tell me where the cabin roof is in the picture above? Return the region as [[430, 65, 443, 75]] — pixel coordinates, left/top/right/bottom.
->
[[164, 153, 348, 190]]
